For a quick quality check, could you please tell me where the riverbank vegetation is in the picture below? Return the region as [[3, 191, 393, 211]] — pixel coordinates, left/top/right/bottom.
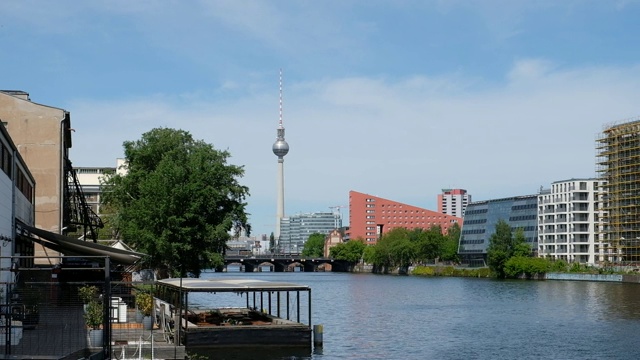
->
[[346, 224, 461, 273], [412, 265, 491, 277]]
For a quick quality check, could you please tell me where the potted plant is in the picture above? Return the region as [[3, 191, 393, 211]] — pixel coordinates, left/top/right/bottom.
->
[[84, 299, 103, 347], [135, 292, 154, 330], [78, 285, 98, 312]]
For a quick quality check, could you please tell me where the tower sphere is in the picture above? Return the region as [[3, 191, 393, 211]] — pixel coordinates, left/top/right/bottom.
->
[[273, 139, 289, 157]]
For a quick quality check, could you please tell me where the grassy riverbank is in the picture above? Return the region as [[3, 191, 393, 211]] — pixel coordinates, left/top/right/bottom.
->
[[411, 265, 492, 278]]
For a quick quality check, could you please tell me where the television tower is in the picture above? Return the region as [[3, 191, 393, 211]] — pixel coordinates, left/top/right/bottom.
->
[[272, 69, 289, 249]]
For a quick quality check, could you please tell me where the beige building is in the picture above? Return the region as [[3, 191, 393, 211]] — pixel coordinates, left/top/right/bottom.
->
[[324, 229, 343, 258], [0, 90, 72, 263]]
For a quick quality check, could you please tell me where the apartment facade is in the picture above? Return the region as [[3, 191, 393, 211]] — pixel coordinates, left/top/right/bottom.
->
[[75, 166, 116, 217], [348, 190, 461, 244], [0, 91, 72, 263], [458, 195, 538, 264], [437, 188, 471, 218], [538, 179, 603, 265], [279, 212, 341, 254]]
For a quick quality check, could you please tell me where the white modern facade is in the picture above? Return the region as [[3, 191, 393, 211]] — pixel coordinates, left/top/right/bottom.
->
[[75, 166, 115, 216], [537, 178, 603, 265], [0, 123, 35, 291], [279, 212, 341, 254], [437, 188, 471, 218]]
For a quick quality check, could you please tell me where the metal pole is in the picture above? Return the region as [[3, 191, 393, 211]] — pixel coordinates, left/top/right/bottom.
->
[[286, 291, 290, 320], [104, 258, 111, 358], [277, 291, 280, 318], [308, 288, 311, 326], [268, 291, 272, 315], [296, 291, 300, 323]]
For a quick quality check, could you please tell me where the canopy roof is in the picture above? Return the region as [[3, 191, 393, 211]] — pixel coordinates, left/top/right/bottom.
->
[[18, 222, 145, 265], [157, 278, 310, 293]]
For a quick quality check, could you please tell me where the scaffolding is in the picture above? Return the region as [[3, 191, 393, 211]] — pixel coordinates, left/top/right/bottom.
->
[[596, 118, 640, 264]]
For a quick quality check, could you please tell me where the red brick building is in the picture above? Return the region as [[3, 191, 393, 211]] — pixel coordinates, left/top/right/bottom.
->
[[348, 190, 462, 244]]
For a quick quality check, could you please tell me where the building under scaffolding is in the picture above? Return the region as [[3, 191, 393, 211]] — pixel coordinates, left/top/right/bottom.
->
[[596, 118, 640, 264]]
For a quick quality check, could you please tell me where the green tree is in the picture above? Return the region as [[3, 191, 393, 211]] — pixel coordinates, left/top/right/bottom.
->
[[269, 232, 275, 254], [362, 244, 378, 264], [414, 226, 445, 263], [512, 228, 531, 257], [486, 220, 514, 278], [369, 228, 416, 270], [330, 240, 366, 263], [390, 237, 416, 269], [102, 128, 250, 278], [441, 223, 461, 263], [302, 233, 325, 258]]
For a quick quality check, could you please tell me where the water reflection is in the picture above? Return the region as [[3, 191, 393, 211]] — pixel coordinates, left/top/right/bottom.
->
[[189, 346, 312, 360]]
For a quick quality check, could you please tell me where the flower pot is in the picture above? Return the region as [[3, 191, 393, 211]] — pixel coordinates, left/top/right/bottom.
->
[[142, 315, 153, 330], [135, 310, 144, 323], [89, 328, 103, 347]]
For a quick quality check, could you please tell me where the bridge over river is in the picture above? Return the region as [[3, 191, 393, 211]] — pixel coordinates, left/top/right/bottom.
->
[[223, 255, 351, 272]]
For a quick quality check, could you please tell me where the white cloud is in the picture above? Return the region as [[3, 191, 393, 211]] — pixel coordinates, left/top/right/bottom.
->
[[67, 60, 640, 236]]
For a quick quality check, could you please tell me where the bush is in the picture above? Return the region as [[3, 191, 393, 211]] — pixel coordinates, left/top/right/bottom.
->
[[84, 299, 103, 330], [136, 292, 154, 316], [504, 257, 551, 278], [78, 285, 99, 304], [549, 259, 568, 272], [412, 266, 435, 276]]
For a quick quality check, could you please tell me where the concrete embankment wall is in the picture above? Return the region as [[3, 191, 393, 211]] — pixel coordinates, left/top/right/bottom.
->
[[546, 273, 640, 284]]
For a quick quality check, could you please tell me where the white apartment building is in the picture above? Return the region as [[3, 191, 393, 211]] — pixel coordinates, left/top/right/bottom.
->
[[537, 178, 603, 265], [75, 166, 115, 216], [437, 188, 471, 218]]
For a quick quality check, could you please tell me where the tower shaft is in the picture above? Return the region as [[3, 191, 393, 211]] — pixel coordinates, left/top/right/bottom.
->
[[272, 69, 289, 251]]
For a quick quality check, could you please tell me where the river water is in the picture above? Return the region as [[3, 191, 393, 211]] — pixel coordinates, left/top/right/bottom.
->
[[192, 271, 640, 360]]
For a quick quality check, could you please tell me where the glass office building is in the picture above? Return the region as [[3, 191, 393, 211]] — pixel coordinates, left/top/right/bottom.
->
[[279, 212, 341, 255], [458, 195, 538, 264]]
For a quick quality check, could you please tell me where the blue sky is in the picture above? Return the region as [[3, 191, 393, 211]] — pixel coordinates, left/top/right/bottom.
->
[[2, 1, 640, 237]]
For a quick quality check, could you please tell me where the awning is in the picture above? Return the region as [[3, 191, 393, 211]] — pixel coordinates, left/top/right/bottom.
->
[[17, 222, 145, 265]]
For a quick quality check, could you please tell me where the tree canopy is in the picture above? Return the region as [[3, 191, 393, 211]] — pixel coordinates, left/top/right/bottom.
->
[[486, 220, 531, 278], [362, 225, 460, 271], [101, 128, 250, 278], [330, 239, 366, 263], [301, 233, 325, 257]]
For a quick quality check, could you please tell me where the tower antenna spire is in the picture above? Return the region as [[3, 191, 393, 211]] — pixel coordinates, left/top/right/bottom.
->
[[279, 68, 283, 128]]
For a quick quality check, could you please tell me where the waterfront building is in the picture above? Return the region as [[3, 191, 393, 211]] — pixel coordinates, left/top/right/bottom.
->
[[596, 119, 640, 264], [0, 90, 72, 263], [324, 229, 343, 257], [458, 195, 538, 264], [437, 188, 471, 218], [279, 212, 341, 254], [348, 190, 461, 245], [538, 179, 603, 265], [0, 122, 36, 278]]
